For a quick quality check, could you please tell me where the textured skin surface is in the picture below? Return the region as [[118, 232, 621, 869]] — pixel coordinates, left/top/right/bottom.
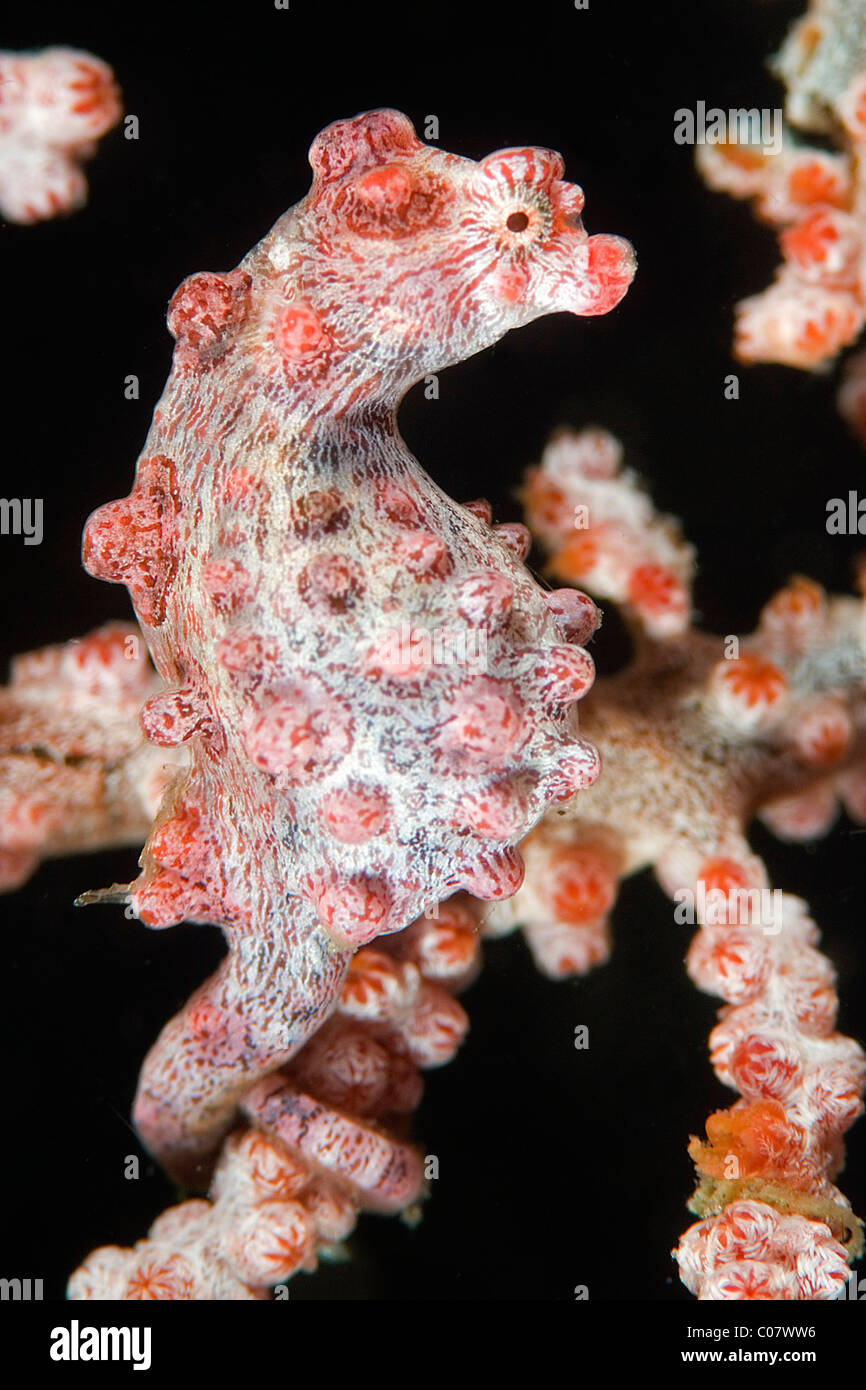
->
[[79, 110, 634, 1179], [0, 47, 120, 223], [12, 98, 860, 1299], [698, 0, 866, 370], [68, 902, 479, 1300], [50, 424, 866, 1300], [5, 421, 864, 1298]]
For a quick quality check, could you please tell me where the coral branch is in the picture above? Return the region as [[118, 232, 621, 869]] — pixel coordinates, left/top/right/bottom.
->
[[13, 418, 864, 1300], [0, 623, 180, 890], [696, 0, 866, 371], [498, 428, 866, 1299], [679, 888, 865, 1299], [0, 47, 120, 223], [68, 902, 480, 1299], [11, 83, 858, 1299]]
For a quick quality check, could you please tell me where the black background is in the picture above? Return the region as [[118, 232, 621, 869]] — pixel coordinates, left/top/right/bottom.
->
[[1, 0, 865, 1304]]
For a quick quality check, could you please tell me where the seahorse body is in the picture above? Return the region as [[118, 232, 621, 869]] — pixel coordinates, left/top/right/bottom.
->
[[82, 109, 635, 1176]]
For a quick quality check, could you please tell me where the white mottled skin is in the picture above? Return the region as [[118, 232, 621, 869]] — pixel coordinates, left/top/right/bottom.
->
[[79, 110, 634, 1178]]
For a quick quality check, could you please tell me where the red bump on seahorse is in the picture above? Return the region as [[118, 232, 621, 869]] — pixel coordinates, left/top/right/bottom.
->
[[76, 109, 634, 1181]]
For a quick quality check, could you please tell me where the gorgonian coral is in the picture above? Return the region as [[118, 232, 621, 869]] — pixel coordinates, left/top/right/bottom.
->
[[697, 0, 866, 372], [0, 46, 120, 223], [5, 99, 863, 1303]]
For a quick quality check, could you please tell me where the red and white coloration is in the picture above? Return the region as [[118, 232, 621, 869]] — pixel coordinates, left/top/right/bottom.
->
[[5, 415, 864, 1297], [486, 428, 866, 1297], [677, 1200, 852, 1301], [68, 903, 480, 1299], [6, 99, 860, 1299], [78, 110, 633, 1179], [697, 0, 866, 370], [522, 428, 695, 638], [0, 624, 180, 892], [0, 47, 121, 223], [68, 1130, 353, 1301], [682, 887, 865, 1299]]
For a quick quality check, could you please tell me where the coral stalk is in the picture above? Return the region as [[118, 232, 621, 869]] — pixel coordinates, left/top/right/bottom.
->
[[68, 901, 480, 1299], [0, 623, 179, 891], [0, 47, 120, 223], [503, 427, 866, 1299], [697, 0, 866, 370]]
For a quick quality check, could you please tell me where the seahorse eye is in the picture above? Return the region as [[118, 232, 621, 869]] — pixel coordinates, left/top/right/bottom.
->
[[506, 210, 530, 233]]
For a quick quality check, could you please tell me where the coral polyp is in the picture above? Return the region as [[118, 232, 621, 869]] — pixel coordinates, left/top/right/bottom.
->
[[0, 47, 120, 223]]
